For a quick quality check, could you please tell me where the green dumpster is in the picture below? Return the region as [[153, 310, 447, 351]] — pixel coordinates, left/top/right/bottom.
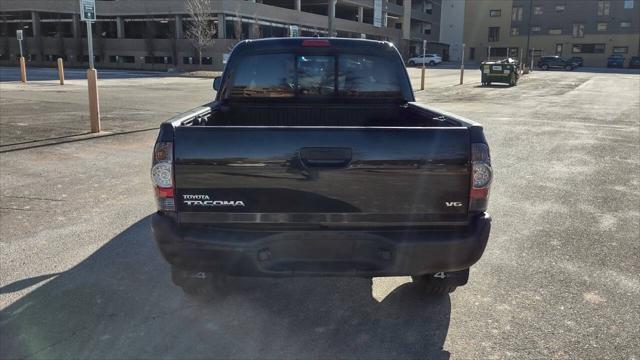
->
[[481, 58, 519, 86]]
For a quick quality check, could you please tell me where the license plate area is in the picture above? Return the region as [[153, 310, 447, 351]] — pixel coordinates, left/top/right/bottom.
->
[[256, 234, 392, 274]]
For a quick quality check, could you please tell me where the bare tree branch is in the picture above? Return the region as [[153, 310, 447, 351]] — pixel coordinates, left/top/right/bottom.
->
[[185, 0, 217, 66]]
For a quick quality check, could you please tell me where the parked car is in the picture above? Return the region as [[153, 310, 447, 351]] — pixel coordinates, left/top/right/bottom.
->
[[629, 56, 640, 69], [151, 38, 492, 298], [607, 54, 625, 68], [407, 53, 442, 66], [568, 57, 584, 67], [537, 56, 575, 71]]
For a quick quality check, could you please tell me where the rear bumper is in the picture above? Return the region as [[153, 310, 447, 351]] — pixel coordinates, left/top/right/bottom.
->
[[151, 213, 491, 277]]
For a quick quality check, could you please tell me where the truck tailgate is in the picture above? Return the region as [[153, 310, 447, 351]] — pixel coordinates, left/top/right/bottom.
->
[[174, 126, 470, 226]]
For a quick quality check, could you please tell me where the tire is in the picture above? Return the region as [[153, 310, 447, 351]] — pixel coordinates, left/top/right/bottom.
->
[[509, 74, 517, 86], [565, 65, 574, 71], [429, 61, 436, 66], [408, 60, 415, 66], [171, 266, 227, 300], [411, 275, 457, 295], [411, 269, 469, 295], [541, 64, 549, 70]]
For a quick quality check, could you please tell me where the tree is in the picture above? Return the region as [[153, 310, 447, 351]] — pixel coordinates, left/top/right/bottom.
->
[[185, 0, 216, 66]]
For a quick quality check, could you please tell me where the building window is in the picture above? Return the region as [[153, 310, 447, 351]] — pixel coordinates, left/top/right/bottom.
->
[[555, 44, 563, 55], [597, 1, 610, 15], [531, 26, 541, 32], [511, 27, 520, 36], [620, 21, 631, 28], [490, 9, 501, 17], [624, 0, 634, 9], [534, 6, 543, 15], [423, 23, 432, 35], [555, 4, 566, 12], [597, 22, 608, 31], [549, 28, 562, 35], [424, 2, 433, 14], [573, 23, 584, 37], [488, 26, 500, 42], [613, 46, 628, 53], [572, 43, 606, 54], [512, 7, 523, 21]]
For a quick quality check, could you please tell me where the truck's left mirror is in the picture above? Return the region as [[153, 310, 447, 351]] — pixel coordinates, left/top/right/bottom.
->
[[213, 76, 222, 91]]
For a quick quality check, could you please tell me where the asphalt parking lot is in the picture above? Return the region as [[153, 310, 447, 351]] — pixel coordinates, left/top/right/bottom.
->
[[0, 65, 639, 359]]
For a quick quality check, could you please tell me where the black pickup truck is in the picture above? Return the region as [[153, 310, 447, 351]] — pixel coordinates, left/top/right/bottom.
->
[[151, 38, 492, 297]]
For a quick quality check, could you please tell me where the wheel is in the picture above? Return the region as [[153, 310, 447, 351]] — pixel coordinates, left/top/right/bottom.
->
[[509, 74, 517, 86], [565, 65, 574, 71], [171, 266, 228, 300], [411, 275, 457, 295], [429, 60, 436, 66], [408, 60, 415, 66], [411, 269, 470, 295], [541, 64, 549, 70]]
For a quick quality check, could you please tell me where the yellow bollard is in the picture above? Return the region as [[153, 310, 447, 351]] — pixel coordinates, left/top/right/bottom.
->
[[57, 58, 65, 85], [87, 68, 101, 133], [19, 57, 27, 82]]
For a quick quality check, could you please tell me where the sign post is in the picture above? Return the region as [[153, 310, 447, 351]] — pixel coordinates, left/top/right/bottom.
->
[[460, 43, 465, 85], [420, 39, 426, 91], [80, 0, 101, 133], [16, 30, 26, 83]]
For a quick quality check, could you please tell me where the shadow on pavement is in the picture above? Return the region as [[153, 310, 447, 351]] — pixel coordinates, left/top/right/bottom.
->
[[535, 67, 640, 75], [0, 273, 62, 295], [0, 216, 451, 359]]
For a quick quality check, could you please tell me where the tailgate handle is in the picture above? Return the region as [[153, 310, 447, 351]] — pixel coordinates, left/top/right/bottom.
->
[[299, 147, 352, 168]]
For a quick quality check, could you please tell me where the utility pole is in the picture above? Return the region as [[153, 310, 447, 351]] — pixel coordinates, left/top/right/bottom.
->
[[327, 0, 336, 37], [421, 39, 426, 90], [525, 0, 534, 69], [460, 43, 465, 85]]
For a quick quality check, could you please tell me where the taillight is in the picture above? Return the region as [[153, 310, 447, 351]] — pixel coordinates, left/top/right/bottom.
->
[[151, 142, 175, 211], [470, 143, 492, 212]]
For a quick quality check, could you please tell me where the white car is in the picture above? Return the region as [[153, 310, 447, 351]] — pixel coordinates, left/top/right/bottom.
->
[[407, 54, 442, 66]]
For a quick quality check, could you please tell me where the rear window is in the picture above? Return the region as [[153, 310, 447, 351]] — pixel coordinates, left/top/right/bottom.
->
[[225, 53, 403, 99]]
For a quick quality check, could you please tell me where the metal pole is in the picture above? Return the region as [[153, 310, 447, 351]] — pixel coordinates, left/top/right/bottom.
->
[[460, 43, 465, 85], [86, 20, 95, 69], [530, 48, 534, 71], [421, 39, 426, 90], [18, 39, 23, 58], [488, 46, 491, 61]]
